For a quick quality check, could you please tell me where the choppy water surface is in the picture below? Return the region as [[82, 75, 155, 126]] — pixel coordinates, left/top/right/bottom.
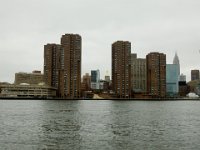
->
[[0, 100, 200, 150]]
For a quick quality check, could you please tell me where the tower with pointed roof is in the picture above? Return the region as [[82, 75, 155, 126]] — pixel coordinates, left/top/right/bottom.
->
[[173, 52, 180, 76], [166, 52, 180, 96]]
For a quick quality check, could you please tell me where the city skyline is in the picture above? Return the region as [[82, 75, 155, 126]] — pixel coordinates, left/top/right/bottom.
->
[[0, 0, 200, 82]]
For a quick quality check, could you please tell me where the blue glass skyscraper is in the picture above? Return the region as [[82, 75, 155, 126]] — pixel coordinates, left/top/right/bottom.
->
[[166, 64, 179, 96], [166, 53, 180, 96]]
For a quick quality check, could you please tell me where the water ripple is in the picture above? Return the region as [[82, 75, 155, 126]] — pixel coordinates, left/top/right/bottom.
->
[[0, 100, 200, 149]]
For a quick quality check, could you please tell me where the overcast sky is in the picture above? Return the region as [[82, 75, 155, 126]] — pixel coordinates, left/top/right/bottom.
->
[[0, 0, 200, 83]]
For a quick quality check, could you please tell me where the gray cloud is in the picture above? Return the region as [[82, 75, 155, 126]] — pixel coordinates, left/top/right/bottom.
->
[[0, 0, 200, 82]]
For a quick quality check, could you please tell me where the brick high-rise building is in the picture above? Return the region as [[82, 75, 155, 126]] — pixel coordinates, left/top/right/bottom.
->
[[191, 70, 199, 81], [112, 41, 131, 98], [61, 34, 81, 98], [44, 34, 81, 98], [44, 44, 62, 91], [146, 52, 166, 97]]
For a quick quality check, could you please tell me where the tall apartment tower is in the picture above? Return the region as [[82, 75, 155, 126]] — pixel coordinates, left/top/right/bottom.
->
[[191, 70, 200, 81], [112, 41, 131, 98], [146, 52, 166, 97], [44, 44, 62, 91], [60, 34, 81, 98], [44, 34, 81, 98]]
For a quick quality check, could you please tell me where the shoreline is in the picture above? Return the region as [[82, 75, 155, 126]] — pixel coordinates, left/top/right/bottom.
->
[[0, 97, 200, 101]]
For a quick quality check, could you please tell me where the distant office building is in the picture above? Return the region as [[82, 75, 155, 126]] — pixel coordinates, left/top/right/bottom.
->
[[112, 41, 131, 98], [173, 52, 180, 75], [166, 64, 179, 96], [82, 73, 91, 91], [105, 75, 111, 90], [131, 53, 146, 93], [44, 34, 82, 98], [179, 73, 186, 82], [166, 53, 180, 97], [146, 52, 166, 97], [105, 70, 111, 85], [99, 80, 109, 91], [191, 70, 199, 81], [15, 71, 44, 85], [91, 70, 100, 90], [105, 75, 111, 83]]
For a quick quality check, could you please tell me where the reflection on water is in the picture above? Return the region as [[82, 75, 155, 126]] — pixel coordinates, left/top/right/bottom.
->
[[0, 100, 200, 149]]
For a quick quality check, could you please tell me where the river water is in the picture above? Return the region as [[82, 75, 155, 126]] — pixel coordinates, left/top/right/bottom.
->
[[0, 100, 200, 150]]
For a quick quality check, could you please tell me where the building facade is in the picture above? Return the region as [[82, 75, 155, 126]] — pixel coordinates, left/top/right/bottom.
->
[[146, 52, 166, 97], [61, 34, 81, 98], [44, 34, 82, 98], [44, 44, 62, 95], [191, 70, 200, 81], [15, 71, 44, 85], [166, 64, 179, 96], [131, 53, 146, 93], [112, 41, 131, 98], [91, 70, 100, 90], [0, 83, 56, 98]]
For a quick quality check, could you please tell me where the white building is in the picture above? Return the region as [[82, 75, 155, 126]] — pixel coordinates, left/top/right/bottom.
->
[[0, 83, 56, 98]]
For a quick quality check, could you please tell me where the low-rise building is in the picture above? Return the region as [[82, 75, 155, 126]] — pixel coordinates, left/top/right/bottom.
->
[[0, 83, 56, 98]]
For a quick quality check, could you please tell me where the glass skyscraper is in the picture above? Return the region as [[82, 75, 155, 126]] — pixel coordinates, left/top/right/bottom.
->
[[166, 64, 179, 96], [91, 70, 100, 90]]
